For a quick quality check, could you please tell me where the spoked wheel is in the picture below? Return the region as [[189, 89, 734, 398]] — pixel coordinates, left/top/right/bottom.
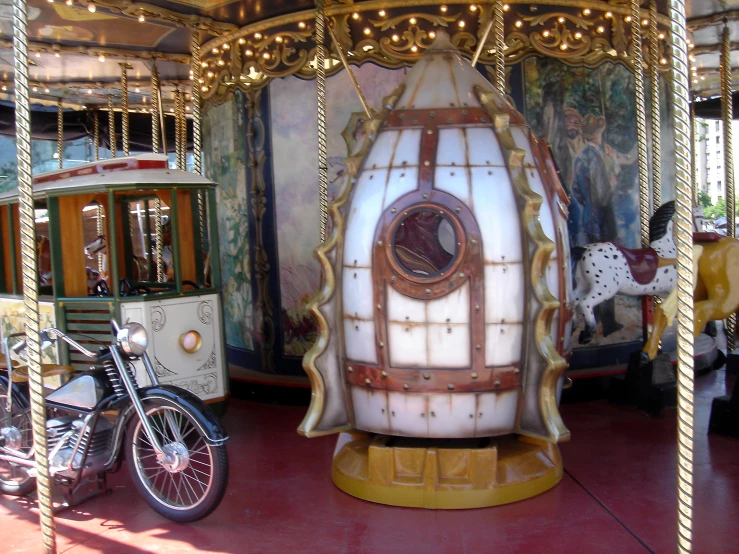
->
[[0, 384, 36, 496], [126, 399, 228, 522]]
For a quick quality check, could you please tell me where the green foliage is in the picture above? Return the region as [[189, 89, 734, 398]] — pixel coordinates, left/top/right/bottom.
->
[[704, 197, 726, 219], [697, 190, 712, 208]]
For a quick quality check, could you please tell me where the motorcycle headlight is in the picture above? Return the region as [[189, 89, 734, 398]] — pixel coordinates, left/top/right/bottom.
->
[[117, 323, 148, 358]]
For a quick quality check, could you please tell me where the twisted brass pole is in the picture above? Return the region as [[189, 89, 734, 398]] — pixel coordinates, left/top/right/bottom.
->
[[722, 27, 736, 352], [493, 0, 505, 94], [191, 32, 206, 260], [12, 1, 56, 551], [669, 0, 696, 550], [316, 0, 328, 242], [649, 1, 661, 209], [690, 101, 698, 204], [632, 0, 650, 245], [108, 94, 116, 157], [151, 63, 160, 154], [120, 63, 129, 157], [93, 109, 99, 161], [56, 97, 63, 169], [155, 198, 163, 282], [96, 204, 104, 273], [177, 89, 186, 170]]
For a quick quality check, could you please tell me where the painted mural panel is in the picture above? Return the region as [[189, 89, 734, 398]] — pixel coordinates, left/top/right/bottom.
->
[[203, 92, 254, 351], [270, 64, 406, 356], [0, 298, 57, 364], [523, 58, 642, 346]]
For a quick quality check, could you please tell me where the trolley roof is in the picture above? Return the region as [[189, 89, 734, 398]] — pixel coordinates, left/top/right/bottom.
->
[[0, 154, 216, 204]]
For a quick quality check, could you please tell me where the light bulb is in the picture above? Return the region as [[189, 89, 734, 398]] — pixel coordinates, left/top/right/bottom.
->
[[88, 3, 96, 13]]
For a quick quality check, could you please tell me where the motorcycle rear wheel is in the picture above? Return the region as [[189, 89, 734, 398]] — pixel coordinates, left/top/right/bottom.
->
[[126, 398, 228, 523], [0, 384, 36, 496]]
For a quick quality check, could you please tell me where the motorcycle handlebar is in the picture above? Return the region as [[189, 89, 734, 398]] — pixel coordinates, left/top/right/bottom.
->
[[4, 328, 98, 359]]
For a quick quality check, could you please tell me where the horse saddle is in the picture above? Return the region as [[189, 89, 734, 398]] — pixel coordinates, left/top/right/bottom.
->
[[611, 244, 664, 285], [694, 231, 725, 243]]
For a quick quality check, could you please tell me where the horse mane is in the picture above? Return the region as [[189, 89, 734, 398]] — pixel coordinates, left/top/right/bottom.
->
[[649, 200, 675, 243]]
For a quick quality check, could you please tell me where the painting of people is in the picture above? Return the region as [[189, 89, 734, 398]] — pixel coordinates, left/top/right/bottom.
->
[[524, 57, 643, 345]]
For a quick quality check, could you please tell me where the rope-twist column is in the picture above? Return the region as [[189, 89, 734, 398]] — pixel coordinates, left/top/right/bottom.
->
[[12, 1, 56, 551], [151, 64, 160, 154], [316, 0, 328, 242], [493, 0, 505, 95], [93, 110, 99, 161], [722, 27, 736, 351], [191, 32, 206, 261], [108, 94, 116, 157], [56, 97, 63, 169], [691, 101, 698, 204], [649, 1, 661, 208], [120, 63, 129, 157], [669, 0, 696, 550], [177, 90, 187, 170], [155, 198, 163, 282], [632, 0, 650, 246], [96, 204, 104, 273]]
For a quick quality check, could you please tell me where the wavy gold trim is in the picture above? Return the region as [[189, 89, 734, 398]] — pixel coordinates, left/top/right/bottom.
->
[[476, 85, 569, 444], [298, 84, 405, 437]]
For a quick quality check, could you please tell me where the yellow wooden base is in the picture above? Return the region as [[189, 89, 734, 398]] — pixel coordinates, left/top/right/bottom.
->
[[332, 432, 563, 509]]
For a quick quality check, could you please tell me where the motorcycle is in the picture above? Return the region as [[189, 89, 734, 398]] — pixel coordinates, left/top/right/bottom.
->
[[0, 319, 229, 523]]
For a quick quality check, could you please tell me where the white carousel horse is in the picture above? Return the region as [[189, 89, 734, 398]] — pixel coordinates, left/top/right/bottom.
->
[[572, 201, 677, 344]]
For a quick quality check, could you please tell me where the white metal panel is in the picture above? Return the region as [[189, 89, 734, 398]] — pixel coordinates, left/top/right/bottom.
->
[[343, 169, 386, 267], [387, 285, 426, 323], [436, 128, 468, 166], [343, 319, 377, 364], [447, 55, 498, 108], [397, 56, 460, 110], [485, 323, 523, 367], [525, 166, 547, 198], [351, 387, 390, 434], [470, 167, 522, 263], [475, 390, 519, 436], [427, 324, 470, 368], [384, 167, 419, 208], [428, 393, 477, 437], [391, 129, 422, 168], [466, 128, 506, 167], [434, 166, 471, 205], [426, 283, 470, 323], [388, 323, 428, 367], [388, 392, 429, 436], [363, 130, 399, 170], [484, 263, 525, 323], [342, 267, 375, 320]]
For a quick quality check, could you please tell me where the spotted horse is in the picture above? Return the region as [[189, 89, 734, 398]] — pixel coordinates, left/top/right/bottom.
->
[[572, 201, 677, 344]]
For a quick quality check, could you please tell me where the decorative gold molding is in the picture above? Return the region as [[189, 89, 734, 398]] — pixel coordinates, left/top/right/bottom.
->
[[0, 39, 191, 64], [91, 0, 238, 35]]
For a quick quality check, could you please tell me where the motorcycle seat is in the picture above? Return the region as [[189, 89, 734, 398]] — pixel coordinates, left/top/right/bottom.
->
[[11, 364, 74, 386]]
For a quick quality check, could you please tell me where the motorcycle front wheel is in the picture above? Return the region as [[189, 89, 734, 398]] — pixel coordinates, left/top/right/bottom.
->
[[126, 398, 228, 523], [0, 383, 36, 496]]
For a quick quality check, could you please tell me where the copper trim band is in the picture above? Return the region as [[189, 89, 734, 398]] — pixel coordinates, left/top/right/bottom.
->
[[345, 363, 520, 393]]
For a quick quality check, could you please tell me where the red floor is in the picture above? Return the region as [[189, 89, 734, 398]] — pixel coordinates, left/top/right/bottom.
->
[[1, 369, 738, 554]]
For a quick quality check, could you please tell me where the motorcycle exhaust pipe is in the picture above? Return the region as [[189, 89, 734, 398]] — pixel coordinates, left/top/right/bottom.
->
[[0, 453, 35, 467]]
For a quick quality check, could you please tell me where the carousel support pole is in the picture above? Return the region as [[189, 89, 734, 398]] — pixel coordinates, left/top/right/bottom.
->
[[491, 0, 505, 95], [316, 0, 328, 243], [97, 203, 104, 273], [649, 0, 661, 209], [669, 0, 696, 550], [632, 0, 650, 246], [120, 63, 130, 157], [722, 26, 737, 352], [326, 25, 371, 119], [12, 0, 57, 551], [191, 31, 206, 262], [177, 89, 187, 170], [93, 109, 100, 161], [691, 101, 698, 205], [151, 63, 161, 154], [108, 94, 116, 157], [155, 197, 163, 283], [56, 97, 63, 169]]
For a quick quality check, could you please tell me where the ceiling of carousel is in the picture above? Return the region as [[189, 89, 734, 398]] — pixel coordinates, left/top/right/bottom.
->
[[0, 0, 736, 126]]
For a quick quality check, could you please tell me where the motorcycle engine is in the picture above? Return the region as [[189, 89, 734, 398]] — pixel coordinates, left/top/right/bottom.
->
[[47, 416, 114, 479]]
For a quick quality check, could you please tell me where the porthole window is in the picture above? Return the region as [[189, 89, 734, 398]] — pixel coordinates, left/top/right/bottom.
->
[[392, 209, 457, 277]]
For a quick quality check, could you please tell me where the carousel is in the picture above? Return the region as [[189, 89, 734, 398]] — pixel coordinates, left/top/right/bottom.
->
[[0, 0, 736, 552]]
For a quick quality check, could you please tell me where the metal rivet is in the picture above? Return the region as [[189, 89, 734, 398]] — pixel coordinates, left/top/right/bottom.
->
[[469, 414, 474, 419], [475, 344, 481, 350], [431, 411, 436, 417], [424, 160, 430, 166], [421, 413, 426, 418], [455, 207, 461, 212], [471, 372, 478, 379], [391, 207, 397, 213], [365, 378, 371, 385], [355, 325, 359, 330], [494, 380, 501, 388], [478, 412, 483, 418], [403, 383, 409, 390], [369, 174, 373, 180], [402, 160, 407, 165], [423, 372, 431, 380], [462, 109, 468, 115], [381, 371, 387, 379], [488, 170, 493, 175], [405, 315, 409, 320], [378, 240, 383, 246], [379, 341, 384, 348], [392, 411, 396, 416], [458, 272, 464, 278], [392, 275, 397, 281], [448, 383, 455, 390], [446, 327, 452, 333], [471, 239, 477, 245], [446, 318, 450, 322], [347, 366, 353, 372], [514, 367, 520, 374], [439, 210, 444, 215], [450, 171, 455, 176], [425, 288, 431, 295], [353, 273, 357, 278], [405, 327, 410, 332], [426, 129, 433, 134], [475, 305, 480, 311], [381, 408, 385, 413], [422, 193, 429, 199], [377, 304, 382, 310]]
